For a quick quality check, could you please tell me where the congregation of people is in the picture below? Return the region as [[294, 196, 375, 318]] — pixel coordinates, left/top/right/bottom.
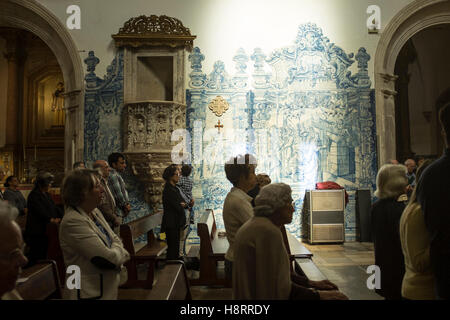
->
[[1, 103, 450, 300], [371, 103, 450, 300]]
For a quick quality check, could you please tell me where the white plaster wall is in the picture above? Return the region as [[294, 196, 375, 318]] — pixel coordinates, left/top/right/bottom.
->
[[36, 0, 413, 84], [0, 37, 7, 148]]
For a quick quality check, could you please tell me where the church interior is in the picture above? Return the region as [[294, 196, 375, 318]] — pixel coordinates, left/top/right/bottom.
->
[[1, 0, 449, 303]]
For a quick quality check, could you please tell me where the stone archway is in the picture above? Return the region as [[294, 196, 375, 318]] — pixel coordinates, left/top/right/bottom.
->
[[374, 0, 450, 166], [0, 0, 84, 171]]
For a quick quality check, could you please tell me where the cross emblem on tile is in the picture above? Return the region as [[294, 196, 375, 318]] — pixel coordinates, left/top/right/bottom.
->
[[215, 120, 224, 133]]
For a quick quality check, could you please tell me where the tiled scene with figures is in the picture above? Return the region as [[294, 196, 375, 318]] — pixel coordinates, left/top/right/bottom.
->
[[1, 0, 448, 303], [186, 23, 377, 243]]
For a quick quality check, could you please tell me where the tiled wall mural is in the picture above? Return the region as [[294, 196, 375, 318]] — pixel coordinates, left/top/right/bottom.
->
[[84, 50, 153, 224], [83, 23, 377, 244], [187, 23, 377, 242]]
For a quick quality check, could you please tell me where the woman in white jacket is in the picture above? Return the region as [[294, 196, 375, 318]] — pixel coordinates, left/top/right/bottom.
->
[[59, 169, 130, 300]]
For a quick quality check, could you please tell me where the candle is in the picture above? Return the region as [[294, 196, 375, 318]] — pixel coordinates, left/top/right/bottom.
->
[[34, 145, 37, 161]]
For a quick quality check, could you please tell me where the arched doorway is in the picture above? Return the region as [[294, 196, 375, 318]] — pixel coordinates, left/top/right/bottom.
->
[[0, 0, 84, 173], [393, 24, 450, 163], [435, 87, 450, 155], [374, 0, 450, 166]]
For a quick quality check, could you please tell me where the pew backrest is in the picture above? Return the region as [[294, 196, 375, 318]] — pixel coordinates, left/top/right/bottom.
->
[[147, 261, 192, 300], [119, 211, 166, 289], [280, 225, 313, 259], [46, 223, 66, 285], [120, 211, 163, 255], [295, 258, 327, 281], [197, 209, 228, 257], [16, 260, 62, 300]]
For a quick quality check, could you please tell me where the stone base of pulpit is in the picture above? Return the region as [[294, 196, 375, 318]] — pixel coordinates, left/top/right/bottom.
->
[[123, 101, 186, 211]]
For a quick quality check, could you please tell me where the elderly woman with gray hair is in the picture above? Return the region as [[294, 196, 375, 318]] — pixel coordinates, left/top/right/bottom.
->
[[371, 164, 409, 300], [233, 183, 347, 300]]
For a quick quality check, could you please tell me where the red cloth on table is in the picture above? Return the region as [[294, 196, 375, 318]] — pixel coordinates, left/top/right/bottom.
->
[[315, 181, 349, 207]]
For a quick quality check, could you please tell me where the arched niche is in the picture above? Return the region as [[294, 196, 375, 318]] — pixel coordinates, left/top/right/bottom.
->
[[0, 0, 84, 171], [374, 0, 450, 166]]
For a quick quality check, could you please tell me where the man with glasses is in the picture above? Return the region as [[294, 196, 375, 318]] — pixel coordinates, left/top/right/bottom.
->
[[0, 202, 28, 300]]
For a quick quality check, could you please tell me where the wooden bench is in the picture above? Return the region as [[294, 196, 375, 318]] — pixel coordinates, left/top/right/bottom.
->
[[118, 261, 191, 300], [188, 209, 228, 286], [46, 223, 66, 285], [189, 210, 314, 286], [280, 225, 313, 260], [120, 211, 167, 289], [294, 257, 327, 281], [16, 260, 62, 300], [278, 226, 326, 280]]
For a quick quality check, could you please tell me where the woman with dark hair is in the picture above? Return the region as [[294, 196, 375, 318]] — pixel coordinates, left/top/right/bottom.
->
[[24, 172, 63, 266], [3, 176, 27, 217], [162, 164, 188, 260], [223, 154, 257, 285]]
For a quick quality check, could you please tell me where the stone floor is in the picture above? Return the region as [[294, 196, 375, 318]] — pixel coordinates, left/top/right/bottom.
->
[[302, 242, 383, 300], [187, 241, 383, 300], [119, 241, 383, 300]]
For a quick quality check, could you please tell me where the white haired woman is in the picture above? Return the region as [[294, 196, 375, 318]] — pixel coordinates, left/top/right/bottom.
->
[[371, 164, 409, 300], [59, 169, 129, 300], [233, 183, 347, 300]]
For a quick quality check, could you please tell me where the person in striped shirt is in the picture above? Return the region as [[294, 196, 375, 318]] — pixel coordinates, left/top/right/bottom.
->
[[107, 153, 131, 219]]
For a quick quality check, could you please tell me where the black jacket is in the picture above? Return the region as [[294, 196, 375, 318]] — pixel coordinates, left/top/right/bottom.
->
[[370, 197, 406, 300], [25, 188, 63, 238], [161, 183, 186, 231], [417, 148, 450, 299]]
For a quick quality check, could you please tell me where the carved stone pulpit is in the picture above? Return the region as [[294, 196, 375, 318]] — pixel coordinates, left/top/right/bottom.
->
[[112, 15, 196, 210]]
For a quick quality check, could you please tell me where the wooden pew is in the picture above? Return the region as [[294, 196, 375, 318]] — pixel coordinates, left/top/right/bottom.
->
[[118, 261, 192, 300], [278, 226, 326, 280], [280, 225, 313, 260], [189, 209, 228, 286], [294, 257, 327, 281], [120, 211, 167, 289], [46, 222, 66, 285], [16, 260, 62, 300], [147, 260, 192, 300]]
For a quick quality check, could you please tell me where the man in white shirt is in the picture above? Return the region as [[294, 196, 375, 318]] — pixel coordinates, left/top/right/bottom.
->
[[222, 154, 257, 285]]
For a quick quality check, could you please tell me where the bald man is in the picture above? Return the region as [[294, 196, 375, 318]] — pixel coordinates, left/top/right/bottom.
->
[[93, 160, 121, 234], [0, 202, 28, 300]]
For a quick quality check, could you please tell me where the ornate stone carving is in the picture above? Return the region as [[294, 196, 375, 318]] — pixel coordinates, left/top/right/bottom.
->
[[123, 101, 186, 211], [206, 61, 232, 90], [208, 96, 230, 117], [188, 47, 206, 88], [112, 15, 196, 50]]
